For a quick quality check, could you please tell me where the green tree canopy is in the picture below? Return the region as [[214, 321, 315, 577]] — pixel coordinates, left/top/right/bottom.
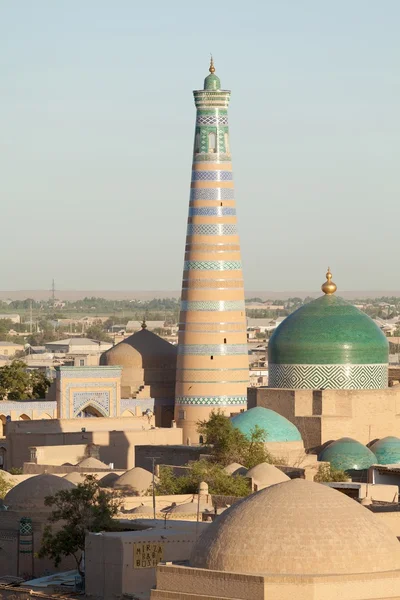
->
[[314, 464, 348, 483], [0, 472, 13, 498], [84, 324, 112, 343], [0, 360, 51, 400], [197, 410, 275, 469], [39, 475, 121, 575], [155, 460, 250, 497]]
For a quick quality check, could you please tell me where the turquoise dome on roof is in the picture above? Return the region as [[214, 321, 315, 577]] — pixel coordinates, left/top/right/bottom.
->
[[203, 57, 221, 91], [369, 437, 400, 465], [268, 271, 388, 390], [318, 437, 377, 471], [231, 407, 302, 442]]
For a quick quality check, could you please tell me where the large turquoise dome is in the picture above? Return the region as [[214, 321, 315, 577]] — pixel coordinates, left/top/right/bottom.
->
[[369, 437, 400, 465], [268, 271, 388, 390], [318, 437, 376, 471], [231, 407, 302, 442]]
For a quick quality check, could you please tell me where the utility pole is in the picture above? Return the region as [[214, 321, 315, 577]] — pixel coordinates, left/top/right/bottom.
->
[[51, 279, 56, 306], [29, 300, 32, 335], [147, 456, 160, 522]]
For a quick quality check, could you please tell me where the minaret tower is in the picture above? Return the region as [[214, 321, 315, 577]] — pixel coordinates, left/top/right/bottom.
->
[[175, 59, 249, 443]]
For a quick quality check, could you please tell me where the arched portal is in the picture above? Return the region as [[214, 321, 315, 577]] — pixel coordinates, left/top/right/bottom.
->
[[76, 405, 104, 418], [39, 413, 52, 419], [121, 409, 135, 418], [19, 414, 31, 421]]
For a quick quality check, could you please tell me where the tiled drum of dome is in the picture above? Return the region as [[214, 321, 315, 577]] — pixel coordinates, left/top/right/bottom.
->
[[175, 60, 249, 442]]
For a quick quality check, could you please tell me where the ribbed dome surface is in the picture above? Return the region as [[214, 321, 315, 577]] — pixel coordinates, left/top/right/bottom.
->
[[190, 479, 400, 575], [269, 295, 388, 366], [318, 437, 377, 471], [370, 436, 400, 465], [5, 474, 75, 509], [76, 457, 109, 470], [231, 407, 301, 442], [101, 328, 177, 369], [63, 471, 85, 484]]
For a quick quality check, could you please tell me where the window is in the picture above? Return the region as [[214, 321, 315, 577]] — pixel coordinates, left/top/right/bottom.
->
[[208, 132, 216, 153], [224, 338, 227, 344], [224, 132, 230, 153], [195, 133, 200, 153], [179, 410, 186, 420], [79, 359, 85, 366], [210, 355, 214, 360], [199, 435, 204, 444]]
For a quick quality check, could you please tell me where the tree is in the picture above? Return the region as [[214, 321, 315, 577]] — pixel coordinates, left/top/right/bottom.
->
[[39, 476, 121, 575], [0, 361, 51, 400], [0, 471, 13, 498], [155, 461, 250, 497], [0, 361, 31, 400], [197, 410, 275, 469], [30, 369, 52, 399], [314, 464, 348, 482], [84, 324, 112, 343]]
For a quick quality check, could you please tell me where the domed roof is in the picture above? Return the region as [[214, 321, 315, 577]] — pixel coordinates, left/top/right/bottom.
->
[[130, 504, 155, 515], [269, 295, 388, 366], [166, 501, 210, 515], [231, 407, 302, 442], [190, 479, 400, 576], [63, 471, 85, 484], [246, 463, 290, 488], [223, 463, 248, 476], [268, 272, 388, 390], [114, 467, 154, 495], [370, 436, 400, 465], [100, 327, 176, 370], [76, 457, 109, 470], [99, 472, 121, 488], [203, 57, 221, 91], [5, 474, 75, 510], [318, 437, 377, 471]]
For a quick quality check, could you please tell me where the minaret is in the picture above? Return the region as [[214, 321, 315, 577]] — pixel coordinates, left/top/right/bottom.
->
[[175, 59, 249, 443]]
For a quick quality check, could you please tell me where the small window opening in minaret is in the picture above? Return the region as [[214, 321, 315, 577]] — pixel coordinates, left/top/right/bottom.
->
[[224, 132, 230, 153], [210, 355, 214, 360], [224, 338, 227, 344], [199, 435, 204, 444], [208, 132, 216, 153], [220, 202, 223, 206], [195, 133, 200, 153]]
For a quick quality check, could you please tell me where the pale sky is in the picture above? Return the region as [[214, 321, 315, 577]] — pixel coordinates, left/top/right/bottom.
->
[[1, 1, 399, 292]]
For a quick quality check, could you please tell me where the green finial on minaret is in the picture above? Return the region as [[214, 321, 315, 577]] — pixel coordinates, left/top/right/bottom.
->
[[204, 55, 221, 91]]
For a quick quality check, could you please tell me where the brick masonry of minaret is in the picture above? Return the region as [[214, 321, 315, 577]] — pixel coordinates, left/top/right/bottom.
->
[[174, 66, 249, 443]]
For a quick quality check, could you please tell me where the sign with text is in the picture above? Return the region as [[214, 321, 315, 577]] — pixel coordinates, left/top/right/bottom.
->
[[133, 542, 164, 569]]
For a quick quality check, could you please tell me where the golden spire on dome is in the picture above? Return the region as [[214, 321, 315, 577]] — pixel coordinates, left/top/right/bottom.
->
[[321, 267, 337, 295], [209, 55, 215, 74]]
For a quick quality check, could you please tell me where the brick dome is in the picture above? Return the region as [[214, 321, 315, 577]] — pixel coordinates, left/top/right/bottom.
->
[[190, 479, 400, 575]]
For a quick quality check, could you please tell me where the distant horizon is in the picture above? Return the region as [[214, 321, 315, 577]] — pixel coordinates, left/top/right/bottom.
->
[[1, 289, 400, 302]]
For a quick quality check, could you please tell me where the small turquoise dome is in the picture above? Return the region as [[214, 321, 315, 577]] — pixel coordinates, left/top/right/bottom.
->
[[319, 437, 377, 471], [369, 436, 400, 465], [231, 407, 302, 442], [204, 73, 221, 91]]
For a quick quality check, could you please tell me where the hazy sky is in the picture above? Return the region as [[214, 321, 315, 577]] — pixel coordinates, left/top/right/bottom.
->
[[1, 1, 399, 292]]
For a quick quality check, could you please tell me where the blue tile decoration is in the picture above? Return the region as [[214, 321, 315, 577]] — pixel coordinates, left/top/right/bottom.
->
[[188, 207, 236, 216], [318, 437, 377, 471], [268, 363, 388, 390], [120, 398, 155, 412], [192, 170, 233, 181], [177, 344, 248, 356], [190, 188, 235, 200], [0, 401, 56, 415], [180, 300, 245, 311], [63, 381, 117, 419], [59, 367, 122, 379], [73, 391, 110, 417], [196, 115, 229, 125], [183, 260, 242, 270], [187, 224, 238, 236], [369, 436, 400, 464], [176, 396, 247, 406]]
